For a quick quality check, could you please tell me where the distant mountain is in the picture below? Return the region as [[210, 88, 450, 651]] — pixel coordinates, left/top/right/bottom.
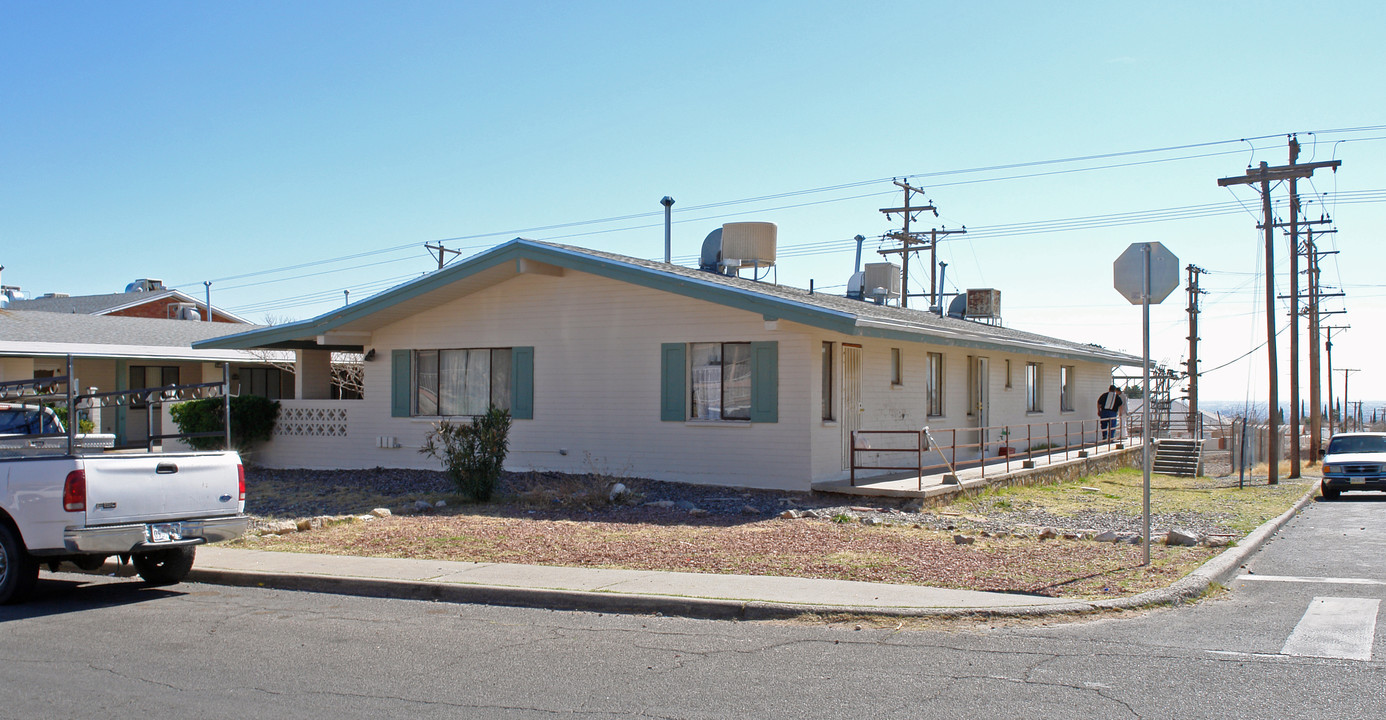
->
[[1197, 399, 1386, 419]]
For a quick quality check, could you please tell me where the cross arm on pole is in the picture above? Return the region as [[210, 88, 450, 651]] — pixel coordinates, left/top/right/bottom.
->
[[1218, 160, 1342, 187]]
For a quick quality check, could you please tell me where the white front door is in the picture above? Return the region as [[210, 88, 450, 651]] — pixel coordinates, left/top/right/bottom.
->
[[841, 344, 863, 470]]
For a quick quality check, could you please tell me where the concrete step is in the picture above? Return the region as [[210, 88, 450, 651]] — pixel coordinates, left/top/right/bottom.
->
[[1153, 439, 1204, 477]]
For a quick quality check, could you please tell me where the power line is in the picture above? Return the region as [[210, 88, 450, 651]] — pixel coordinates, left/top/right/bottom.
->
[[179, 128, 1386, 290], [203, 127, 1386, 315]]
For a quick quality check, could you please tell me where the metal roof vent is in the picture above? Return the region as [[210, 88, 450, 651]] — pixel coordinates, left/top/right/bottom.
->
[[720, 222, 777, 280], [125, 278, 165, 293], [168, 302, 202, 321], [0, 286, 23, 308], [862, 262, 901, 304], [699, 227, 725, 273], [966, 289, 1002, 324], [699, 222, 778, 281], [946, 294, 967, 319]]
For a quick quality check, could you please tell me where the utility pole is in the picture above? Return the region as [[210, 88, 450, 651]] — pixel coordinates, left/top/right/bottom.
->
[[1287, 137, 1302, 476], [1341, 368, 1359, 433], [1272, 212, 1333, 463], [1323, 326, 1348, 434], [1218, 155, 1340, 485], [1303, 228, 1340, 460], [1185, 265, 1206, 435], [1306, 227, 1320, 460], [878, 226, 968, 309], [877, 180, 950, 308], [425, 242, 463, 270]]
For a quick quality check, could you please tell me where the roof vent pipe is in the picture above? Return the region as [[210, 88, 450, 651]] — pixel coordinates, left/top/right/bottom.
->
[[932, 262, 948, 315], [852, 234, 865, 274], [661, 196, 675, 264]]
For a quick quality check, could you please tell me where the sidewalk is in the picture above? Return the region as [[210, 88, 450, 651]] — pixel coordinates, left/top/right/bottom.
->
[[812, 439, 1143, 499], [185, 484, 1316, 620]]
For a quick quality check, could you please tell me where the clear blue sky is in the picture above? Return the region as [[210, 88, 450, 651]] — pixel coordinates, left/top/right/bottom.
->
[[3, 1, 1384, 408]]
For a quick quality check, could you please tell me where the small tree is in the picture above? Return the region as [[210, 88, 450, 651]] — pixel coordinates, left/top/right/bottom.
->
[[419, 405, 512, 502]]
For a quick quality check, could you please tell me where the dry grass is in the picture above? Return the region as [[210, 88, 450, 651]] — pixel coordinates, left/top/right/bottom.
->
[[957, 467, 1313, 535], [225, 463, 1322, 600], [236, 515, 1211, 599]]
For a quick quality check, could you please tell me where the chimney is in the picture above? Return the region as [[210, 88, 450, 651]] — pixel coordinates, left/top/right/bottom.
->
[[661, 196, 675, 263]]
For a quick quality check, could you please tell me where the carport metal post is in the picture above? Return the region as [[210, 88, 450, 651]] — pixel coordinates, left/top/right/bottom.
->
[[223, 363, 232, 451]]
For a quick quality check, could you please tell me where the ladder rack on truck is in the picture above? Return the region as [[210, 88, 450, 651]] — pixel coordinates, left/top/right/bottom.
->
[[1, 355, 248, 604]]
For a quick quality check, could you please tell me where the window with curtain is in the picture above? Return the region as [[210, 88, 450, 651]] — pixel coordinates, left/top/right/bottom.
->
[[414, 348, 512, 416], [927, 352, 944, 416], [1027, 362, 1043, 412], [821, 341, 834, 421], [1060, 365, 1074, 411], [690, 342, 751, 421]]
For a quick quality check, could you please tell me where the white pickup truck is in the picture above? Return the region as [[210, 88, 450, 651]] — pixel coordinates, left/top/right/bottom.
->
[[1, 365, 247, 604]]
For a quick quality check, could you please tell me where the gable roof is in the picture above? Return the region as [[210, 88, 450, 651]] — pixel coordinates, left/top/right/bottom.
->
[[9, 288, 251, 323], [0, 309, 267, 362], [195, 238, 1142, 366]]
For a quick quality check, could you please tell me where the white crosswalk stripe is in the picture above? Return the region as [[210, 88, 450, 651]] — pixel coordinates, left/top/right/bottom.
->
[[1280, 597, 1381, 661], [1239, 574, 1385, 586]]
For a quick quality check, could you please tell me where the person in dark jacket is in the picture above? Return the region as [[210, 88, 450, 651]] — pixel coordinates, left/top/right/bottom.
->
[[1097, 385, 1125, 441]]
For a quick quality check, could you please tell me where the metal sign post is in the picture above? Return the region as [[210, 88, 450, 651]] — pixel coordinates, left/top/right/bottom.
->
[[1114, 242, 1179, 566]]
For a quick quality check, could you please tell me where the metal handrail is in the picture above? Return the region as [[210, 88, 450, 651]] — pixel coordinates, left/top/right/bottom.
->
[[850, 417, 1132, 488]]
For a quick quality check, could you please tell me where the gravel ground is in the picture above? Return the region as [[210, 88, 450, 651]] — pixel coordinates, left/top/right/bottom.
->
[[245, 449, 1252, 538]]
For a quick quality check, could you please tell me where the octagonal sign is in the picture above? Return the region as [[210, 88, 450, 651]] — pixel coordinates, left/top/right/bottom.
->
[[1114, 242, 1179, 304]]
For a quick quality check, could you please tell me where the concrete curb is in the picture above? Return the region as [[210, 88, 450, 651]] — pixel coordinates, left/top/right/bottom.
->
[[185, 485, 1321, 621], [1089, 483, 1320, 613], [184, 568, 766, 620]]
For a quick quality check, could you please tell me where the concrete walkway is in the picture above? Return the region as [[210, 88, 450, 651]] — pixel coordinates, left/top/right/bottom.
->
[[812, 438, 1144, 500], [189, 547, 1088, 619], [183, 483, 1316, 621]]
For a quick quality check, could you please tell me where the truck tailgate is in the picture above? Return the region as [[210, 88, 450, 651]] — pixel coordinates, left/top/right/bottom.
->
[[82, 453, 242, 525]]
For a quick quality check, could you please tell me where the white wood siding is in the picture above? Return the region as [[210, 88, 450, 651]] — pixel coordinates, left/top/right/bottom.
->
[[255, 270, 818, 491], [246, 266, 1124, 491], [808, 338, 1118, 482]]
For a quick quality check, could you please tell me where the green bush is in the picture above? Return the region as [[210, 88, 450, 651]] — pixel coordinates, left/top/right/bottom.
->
[[52, 406, 96, 434], [419, 405, 512, 502], [169, 395, 281, 451]]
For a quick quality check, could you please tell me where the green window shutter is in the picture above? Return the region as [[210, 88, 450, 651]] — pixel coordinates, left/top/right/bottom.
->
[[391, 350, 412, 417], [749, 341, 778, 423], [510, 346, 534, 420], [660, 343, 686, 422]]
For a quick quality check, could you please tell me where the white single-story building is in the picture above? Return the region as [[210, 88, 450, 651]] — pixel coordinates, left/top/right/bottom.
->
[[196, 238, 1142, 491]]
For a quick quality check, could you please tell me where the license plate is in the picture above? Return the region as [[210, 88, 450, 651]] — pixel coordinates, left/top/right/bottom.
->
[[150, 523, 181, 543], [1350, 477, 1367, 485]]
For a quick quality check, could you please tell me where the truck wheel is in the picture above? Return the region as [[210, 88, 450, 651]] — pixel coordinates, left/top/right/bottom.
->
[[1321, 482, 1341, 500], [0, 523, 40, 605], [133, 546, 196, 585]]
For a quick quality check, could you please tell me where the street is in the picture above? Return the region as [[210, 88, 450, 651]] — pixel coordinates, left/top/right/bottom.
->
[[1, 495, 1382, 719]]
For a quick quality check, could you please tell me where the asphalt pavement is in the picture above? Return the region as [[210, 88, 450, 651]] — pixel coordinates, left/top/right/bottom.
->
[[183, 484, 1319, 620]]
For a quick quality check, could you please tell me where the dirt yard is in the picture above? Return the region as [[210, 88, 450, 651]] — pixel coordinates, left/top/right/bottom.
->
[[230, 460, 1315, 601]]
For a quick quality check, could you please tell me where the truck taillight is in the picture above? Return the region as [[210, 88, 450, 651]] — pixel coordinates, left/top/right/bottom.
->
[[63, 470, 86, 512], [237, 463, 245, 502]]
